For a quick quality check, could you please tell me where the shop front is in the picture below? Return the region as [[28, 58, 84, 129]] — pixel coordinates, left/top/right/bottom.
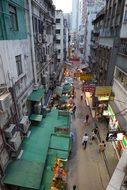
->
[[107, 104, 127, 157]]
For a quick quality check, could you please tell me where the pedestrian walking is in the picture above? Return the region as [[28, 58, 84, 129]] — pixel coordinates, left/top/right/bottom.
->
[[72, 185, 77, 190], [70, 131, 74, 141], [91, 129, 96, 140], [72, 104, 77, 116], [85, 114, 89, 124], [98, 140, 106, 153], [82, 133, 89, 149], [80, 93, 83, 100]]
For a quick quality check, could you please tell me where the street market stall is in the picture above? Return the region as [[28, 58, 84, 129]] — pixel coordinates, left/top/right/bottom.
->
[[50, 158, 67, 190]]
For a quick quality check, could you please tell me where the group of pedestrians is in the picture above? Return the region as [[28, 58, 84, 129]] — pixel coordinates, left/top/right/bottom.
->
[[82, 126, 106, 152]]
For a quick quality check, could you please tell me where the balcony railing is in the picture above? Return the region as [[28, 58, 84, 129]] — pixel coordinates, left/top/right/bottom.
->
[[119, 39, 127, 56]]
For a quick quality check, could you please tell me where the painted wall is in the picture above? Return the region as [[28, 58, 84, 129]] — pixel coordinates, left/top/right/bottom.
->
[[0, 40, 33, 86], [0, 0, 27, 40], [0, 39, 33, 117], [120, 0, 127, 38]]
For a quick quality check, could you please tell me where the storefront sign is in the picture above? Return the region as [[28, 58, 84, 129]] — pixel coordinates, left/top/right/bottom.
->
[[95, 86, 112, 97], [103, 110, 109, 116], [83, 85, 95, 93], [80, 74, 94, 81], [54, 127, 69, 133], [98, 96, 110, 101], [106, 130, 125, 142]]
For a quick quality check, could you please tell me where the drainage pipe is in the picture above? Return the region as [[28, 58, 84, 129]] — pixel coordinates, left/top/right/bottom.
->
[[28, 0, 37, 84]]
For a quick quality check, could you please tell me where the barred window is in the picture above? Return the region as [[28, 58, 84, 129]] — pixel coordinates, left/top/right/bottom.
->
[[15, 55, 23, 76], [9, 4, 18, 31]]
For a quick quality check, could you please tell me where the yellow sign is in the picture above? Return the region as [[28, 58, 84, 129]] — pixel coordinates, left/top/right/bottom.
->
[[80, 74, 94, 81], [95, 86, 112, 97]]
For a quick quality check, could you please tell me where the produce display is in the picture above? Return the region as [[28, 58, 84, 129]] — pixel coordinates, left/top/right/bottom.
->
[[51, 158, 67, 190]]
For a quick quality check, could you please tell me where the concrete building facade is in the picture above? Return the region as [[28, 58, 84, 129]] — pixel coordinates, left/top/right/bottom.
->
[[55, 10, 64, 82], [0, 0, 56, 189]]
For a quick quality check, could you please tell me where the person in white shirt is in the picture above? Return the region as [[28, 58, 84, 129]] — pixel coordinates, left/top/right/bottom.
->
[[82, 133, 89, 149]]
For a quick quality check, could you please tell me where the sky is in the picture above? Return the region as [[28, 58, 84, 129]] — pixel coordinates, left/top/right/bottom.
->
[[53, 0, 72, 13]]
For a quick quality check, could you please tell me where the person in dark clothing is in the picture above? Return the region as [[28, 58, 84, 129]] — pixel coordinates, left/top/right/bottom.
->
[[80, 93, 83, 100], [72, 105, 77, 115], [94, 127, 98, 135], [85, 114, 89, 123], [73, 185, 77, 190]]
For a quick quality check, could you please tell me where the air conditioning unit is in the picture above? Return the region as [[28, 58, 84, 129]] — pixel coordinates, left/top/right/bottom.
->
[[0, 93, 12, 111], [34, 34, 37, 44], [4, 124, 16, 139], [42, 75, 47, 85], [9, 132, 21, 151], [19, 116, 31, 134], [37, 34, 42, 43], [33, 83, 39, 91]]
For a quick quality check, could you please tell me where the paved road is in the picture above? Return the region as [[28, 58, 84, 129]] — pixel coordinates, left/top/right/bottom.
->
[[67, 80, 117, 190]]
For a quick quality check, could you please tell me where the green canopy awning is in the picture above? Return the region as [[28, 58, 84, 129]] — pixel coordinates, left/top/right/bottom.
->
[[27, 88, 45, 102], [4, 160, 44, 189]]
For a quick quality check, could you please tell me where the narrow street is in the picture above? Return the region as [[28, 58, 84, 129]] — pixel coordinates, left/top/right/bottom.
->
[[67, 79, 118, 190]]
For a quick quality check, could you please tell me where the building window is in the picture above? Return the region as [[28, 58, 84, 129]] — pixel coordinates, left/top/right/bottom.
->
[[124, 10, 127, 23], [115, 68, 127, 90], [56, 29, 60, 34], [56, 19, 60, 23], [9, 4, 18, 31], [56, 39, 60, 44], [57, 59, 60, 62], [58, 49, 61, 53], [16, 55, 23, 76]]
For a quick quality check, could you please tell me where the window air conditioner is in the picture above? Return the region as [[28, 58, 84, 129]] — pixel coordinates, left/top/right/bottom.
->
[[0, 93, 11, 111], [37, 34, 42, 43], [19, 116, 31, 134], [9, 132, 21, 151], [4, 124, 16, 139], [33, 83, 39, 91]]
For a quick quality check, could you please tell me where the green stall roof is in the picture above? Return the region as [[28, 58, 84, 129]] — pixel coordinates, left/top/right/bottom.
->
[[4, 160, 43, 189], [3, 109, 71, 190], [27, 88, 45, 102], [49, 133, 70, 152]]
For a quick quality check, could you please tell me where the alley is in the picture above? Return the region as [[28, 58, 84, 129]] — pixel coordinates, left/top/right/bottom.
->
[[67, 79, 118, 190]]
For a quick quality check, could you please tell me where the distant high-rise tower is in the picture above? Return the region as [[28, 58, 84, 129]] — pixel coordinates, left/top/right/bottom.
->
[[72, 0, 79, 31]]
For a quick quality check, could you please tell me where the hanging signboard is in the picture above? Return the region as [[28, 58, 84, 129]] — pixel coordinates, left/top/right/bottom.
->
[[106, 130, 125, 142], [95, 86, 112, 97], [80, 74, 94, 81]]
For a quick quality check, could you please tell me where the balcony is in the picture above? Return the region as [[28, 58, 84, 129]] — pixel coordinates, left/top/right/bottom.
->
[[119, 39, 127, 56]]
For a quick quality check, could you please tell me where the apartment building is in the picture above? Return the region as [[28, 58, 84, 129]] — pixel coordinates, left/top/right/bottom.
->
[[0, 1, 31, 188], [109, 0, 127, 155], [26, 0, 56, 91], [90, 0, 127, 157], [55, 10, 64, 82], [85, 0, 105, 64], [0, 0, 56, 189], [91, 0, 125, 85]]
